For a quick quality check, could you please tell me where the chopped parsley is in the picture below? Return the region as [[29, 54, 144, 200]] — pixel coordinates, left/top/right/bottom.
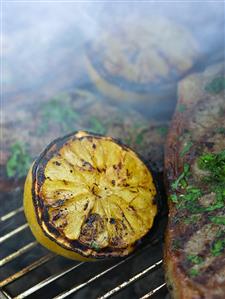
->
[[181, 187, 202, 202], [188, 268, 199, 277], [215, 127, 225, 134], [170, 150, 225, 214], [209, 216, 225, 225], [6, 142, 32, 178], [157, 126, 168, 137], [180, 141, 193, 157], [135, 130, 145, 145], [211, 238, 225, 256], [183, 214, 201, 224], [203, 199, 224, 212], [198, 151, 225, 184], [89, 117, 106, 135], [124, 136, 132, 146], [187, 254, 203, 265], [90, 241, 100, 251], [171, 164, 190, 191], [169, 194, 178, 203], [39, 96, 79, 134], [172, 239, 182, 250], [205, 77, 225, 94], [198, 151, 225, 207]]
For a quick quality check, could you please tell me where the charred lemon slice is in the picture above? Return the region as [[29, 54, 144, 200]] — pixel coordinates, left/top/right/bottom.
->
[[85, 16, 198, 108], [24, 131, 157, 260]]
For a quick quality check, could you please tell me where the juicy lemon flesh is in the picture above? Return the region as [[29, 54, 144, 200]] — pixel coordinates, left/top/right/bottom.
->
[[24, 167, 93, 261], [24, 131, 157, 260]]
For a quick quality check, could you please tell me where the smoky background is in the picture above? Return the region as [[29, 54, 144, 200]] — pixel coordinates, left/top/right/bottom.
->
[[2, 1, 225, 114]]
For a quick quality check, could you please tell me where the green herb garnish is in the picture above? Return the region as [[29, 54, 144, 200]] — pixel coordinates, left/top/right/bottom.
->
[[215, 127, 225, 134], [39, 96, 79, 134], [135, 130, 145, 145], [171, 164, 190, 191], [89, 117, 106, 135], [169, 194, 178, 203], [124, 137, 132, 146], [209, 216, 225, 225], [90, 241, 100, 251], [180, 141, 193, 157], [184, 214, 201, 224], [198, 151, 225, 207], [211, 238, 225, 256], [198, 150, 225, 183], [6, 142, 32, 178], [188, 268, 199, 277], [181, 187, 202, 202], [172, 239, 182, 250], [157, 126, 168, 137], [203, 199, 224, 212], [205, 77, 225, 94], [187, 254, 203, 265]]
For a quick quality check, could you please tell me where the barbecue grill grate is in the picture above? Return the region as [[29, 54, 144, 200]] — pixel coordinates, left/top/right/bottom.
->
[[0, 192, 168, 299]]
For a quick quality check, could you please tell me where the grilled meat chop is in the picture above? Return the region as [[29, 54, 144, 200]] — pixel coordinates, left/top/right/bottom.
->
[[164, 63, 225, 299]]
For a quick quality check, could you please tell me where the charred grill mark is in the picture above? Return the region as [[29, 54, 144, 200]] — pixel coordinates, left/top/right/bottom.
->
[[52, 211, 63, 222], [195, 255, 225, 285], [46, 224, 61, 237], [120, 208, 136, 233], [69, 239, 91, 251], [51, 199, 65, 208], [83, 202, 89, 211], [111, 236, 122, 247], [123, 183, 130, 187], [42, 206, 50, 223], [36, 171, 46, 191], [81, 159, 95, 171], [80, 213, 106, 245], [37, 195, 44, 209], [110, 218, 115, 224], [85, 213, 98, 225]]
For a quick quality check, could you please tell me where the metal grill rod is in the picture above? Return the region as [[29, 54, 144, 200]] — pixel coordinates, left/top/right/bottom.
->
[[16, 250, 142, 299], [98, 259, 163, 299], [0, 253, 55, 288], [0, 224, 28, 244], [0, 288, 12, 299], [53, 258, 134, 299], [0, 206, 167, 299], [53, 258, 163, 299], [0, 207, 23, 222], [0, 241, 38, 267], [139, 283, 167, 299], [0, 234, 162, 299], [14, 262, 84, 299]]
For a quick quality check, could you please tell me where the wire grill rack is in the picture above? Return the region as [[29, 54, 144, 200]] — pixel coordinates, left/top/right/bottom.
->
[[0, 190, 168, 299]]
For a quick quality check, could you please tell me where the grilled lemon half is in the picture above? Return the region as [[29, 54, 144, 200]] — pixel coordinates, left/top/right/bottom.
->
[[24, 131, 157, 261]]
